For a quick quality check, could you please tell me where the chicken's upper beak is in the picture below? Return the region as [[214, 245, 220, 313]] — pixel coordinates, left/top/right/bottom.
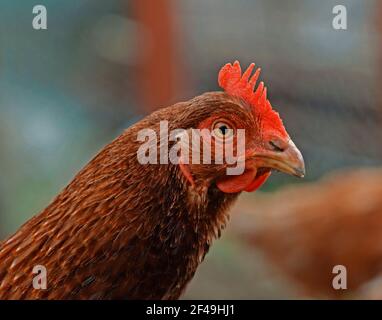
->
[[250, 138, 305, 178]]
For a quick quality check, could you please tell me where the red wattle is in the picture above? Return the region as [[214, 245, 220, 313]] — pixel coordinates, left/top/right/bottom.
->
[[244, 171, 271, 192], [216, 169, 257, 193]]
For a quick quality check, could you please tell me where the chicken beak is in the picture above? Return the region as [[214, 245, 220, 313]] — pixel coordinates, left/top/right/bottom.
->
[[250, 139, 305, 178]]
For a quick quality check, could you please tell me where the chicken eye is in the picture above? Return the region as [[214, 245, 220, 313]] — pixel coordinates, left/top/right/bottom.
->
[[212, 122, 234, 139]]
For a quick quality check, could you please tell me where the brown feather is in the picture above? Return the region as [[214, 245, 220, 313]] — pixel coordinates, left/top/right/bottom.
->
[[0, 92, 244, 299]]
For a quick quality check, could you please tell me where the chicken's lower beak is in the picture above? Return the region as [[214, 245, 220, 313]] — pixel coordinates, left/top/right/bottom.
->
[[250, 139, 305, 178]]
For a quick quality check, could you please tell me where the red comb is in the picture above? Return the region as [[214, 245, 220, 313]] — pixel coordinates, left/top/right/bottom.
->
[[218, 60, 288, 137]]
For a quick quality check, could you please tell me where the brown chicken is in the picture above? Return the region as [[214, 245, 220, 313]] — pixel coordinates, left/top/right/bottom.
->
[[0, 61, 304, 299], [233, 168, 382, 299]]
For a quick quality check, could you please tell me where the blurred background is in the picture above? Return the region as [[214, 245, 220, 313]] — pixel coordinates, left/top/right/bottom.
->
[[1, 0, 382, 299]]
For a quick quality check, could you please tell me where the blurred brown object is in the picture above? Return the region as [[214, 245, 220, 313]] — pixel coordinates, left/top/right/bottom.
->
[[375, 1, 382, 122], [131, 0, 184, 113], [232, 168, 382, 299]]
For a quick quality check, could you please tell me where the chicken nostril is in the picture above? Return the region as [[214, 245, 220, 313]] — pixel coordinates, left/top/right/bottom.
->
[[269, 140, 285, 152]]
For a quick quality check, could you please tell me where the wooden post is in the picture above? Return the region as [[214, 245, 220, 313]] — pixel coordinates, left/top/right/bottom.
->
[[131, 0, 184, 113]]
